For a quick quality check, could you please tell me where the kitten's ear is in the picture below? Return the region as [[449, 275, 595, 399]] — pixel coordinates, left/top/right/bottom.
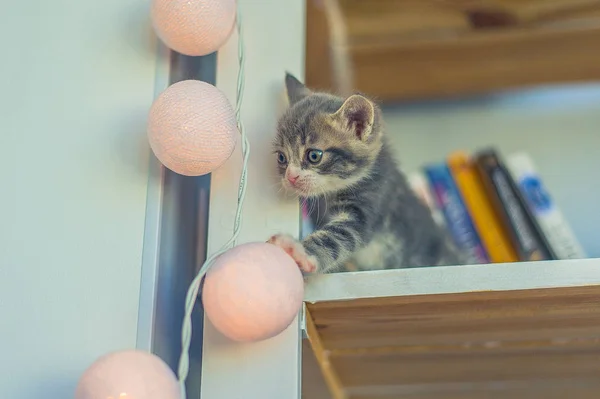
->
[[285, 72, 311, 105], [331, 94, 376, 141]]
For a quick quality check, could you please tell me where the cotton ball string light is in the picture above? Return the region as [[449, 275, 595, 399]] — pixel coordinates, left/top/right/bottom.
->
[[147, 79, 237, 176], [75, 350, 180, 399], [151, 0, 236, 56], [202, 242, 304, 342], [75, 4, 302, 398]]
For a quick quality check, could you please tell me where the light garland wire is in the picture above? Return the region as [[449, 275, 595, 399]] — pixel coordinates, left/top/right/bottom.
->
[[176, 6, 249, 398]]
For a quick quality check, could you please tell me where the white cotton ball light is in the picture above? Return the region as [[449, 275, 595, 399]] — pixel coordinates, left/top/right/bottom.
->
[[151, 0, 236, 56], [147, 79, 237, 176], [202, 242, 305, 342], [74, 350, 180, 399]]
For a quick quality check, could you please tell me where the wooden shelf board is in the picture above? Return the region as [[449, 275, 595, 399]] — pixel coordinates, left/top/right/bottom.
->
[[346, 380, 600, 399], [347, 24, 600, 102], [306, 0, 600, 102], [302, 259, 600, 398]]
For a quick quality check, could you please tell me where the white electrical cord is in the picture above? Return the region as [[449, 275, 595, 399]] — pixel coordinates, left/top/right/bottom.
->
[[175, 5, 249, 398]]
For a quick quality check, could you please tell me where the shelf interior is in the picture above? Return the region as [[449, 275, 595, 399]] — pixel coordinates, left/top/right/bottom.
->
[[302, 263, 600, 399]]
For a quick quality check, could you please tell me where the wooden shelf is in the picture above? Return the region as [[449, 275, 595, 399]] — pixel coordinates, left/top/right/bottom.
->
[[306, 0, 600, 102], [301, 259, 600, 399]]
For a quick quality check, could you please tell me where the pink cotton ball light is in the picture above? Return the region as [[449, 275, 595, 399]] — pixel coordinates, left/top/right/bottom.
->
[[148, 79, 237, 176], [75, 350, 180, 399], [202, 242, 305, 342], [151, 0, 236, 56]]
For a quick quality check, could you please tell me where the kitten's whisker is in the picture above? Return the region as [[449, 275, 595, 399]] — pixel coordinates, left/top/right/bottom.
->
[[316, 192, 322, 226], [308, 197, 317, 222], [320, 190, 329, 226], [268, 181, 285, 189], [300, 197, 308, 212]]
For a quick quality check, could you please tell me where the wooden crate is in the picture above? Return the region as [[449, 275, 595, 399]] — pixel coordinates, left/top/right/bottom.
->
[[301, 260, 600, 398]]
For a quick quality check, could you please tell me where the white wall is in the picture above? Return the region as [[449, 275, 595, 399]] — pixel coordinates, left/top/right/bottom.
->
[[0, 0, 164, 397], [200, 0, 304, 398], [383, 84, 600, 258]]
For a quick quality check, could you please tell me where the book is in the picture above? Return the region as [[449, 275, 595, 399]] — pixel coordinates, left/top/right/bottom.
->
[[474, 149, 553, 262], [408, 171, 447, 229], [505, 152, 586, 260], [447, 151, 518, 263], [424, 163, 490, 264]]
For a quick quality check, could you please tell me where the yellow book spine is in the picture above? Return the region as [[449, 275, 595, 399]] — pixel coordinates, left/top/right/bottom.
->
[[447, 151, 518, 263]]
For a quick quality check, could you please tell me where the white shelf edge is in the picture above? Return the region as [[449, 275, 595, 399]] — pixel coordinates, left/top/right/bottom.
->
[[304, 258, 600, 303], [136, 41, 170, 351]]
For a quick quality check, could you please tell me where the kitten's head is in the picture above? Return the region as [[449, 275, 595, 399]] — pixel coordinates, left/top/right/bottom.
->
[[273, 73, 383, 198]]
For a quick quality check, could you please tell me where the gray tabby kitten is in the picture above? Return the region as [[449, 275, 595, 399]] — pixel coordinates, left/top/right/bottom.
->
[[267, 73, 463, 273]]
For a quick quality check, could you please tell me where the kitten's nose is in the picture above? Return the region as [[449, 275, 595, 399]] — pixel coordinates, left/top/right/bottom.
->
[[287, 174, 299, 185]]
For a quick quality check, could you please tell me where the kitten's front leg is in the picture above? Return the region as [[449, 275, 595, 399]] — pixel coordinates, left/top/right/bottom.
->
[[269, 208, 366, 273], [267, 233, 319, 273]]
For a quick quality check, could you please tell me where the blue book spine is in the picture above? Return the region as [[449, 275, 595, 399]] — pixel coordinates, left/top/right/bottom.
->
[[424, 163, 490, 264]]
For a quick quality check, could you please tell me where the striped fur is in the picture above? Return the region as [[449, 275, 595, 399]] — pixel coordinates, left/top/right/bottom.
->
[[269, 74, 464, 273]]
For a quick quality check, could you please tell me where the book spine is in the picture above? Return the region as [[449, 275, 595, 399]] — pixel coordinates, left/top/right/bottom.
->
[[447, 152, 518, 263], [408, 171, 447, 229], [505, 152, 586, 259], [474, 149, 553, 262], [424, 163, 489, 264]]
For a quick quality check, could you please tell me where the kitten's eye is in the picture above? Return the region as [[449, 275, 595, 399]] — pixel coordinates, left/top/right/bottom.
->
[[277, 152, 287, 164], [306, 149, 323, 164]]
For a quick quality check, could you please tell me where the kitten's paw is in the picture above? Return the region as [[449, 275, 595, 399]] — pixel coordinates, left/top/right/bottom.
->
[[267, 234, 318, 273]]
